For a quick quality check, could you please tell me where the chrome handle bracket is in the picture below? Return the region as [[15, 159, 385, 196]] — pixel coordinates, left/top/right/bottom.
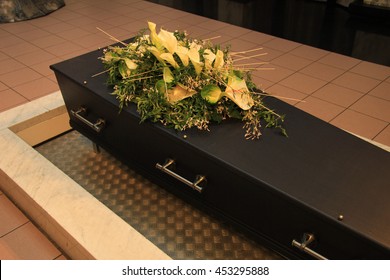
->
[[156, 158, 206, 193], [292, 233, 328, 260], [71, 107, 105, 133]]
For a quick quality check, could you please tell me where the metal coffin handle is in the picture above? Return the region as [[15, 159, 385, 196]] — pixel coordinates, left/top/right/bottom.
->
[[71, 107, 105, 133], [292, 233, 327, 260], [156, 158, 206, 193]]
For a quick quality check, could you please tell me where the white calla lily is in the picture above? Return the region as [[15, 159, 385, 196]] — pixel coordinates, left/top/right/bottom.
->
[[188, 47, 203, 75], [163, 67, 174, 83], [214, 49, 224, 69], [224, 74, 254, 110], [189, 41, 201, 51], [176, 45, 189, 66], [167, 83, 197, 103], [124, 58, 138, 70], [203, 49, 216, 69], [158, 28, 177, 54]]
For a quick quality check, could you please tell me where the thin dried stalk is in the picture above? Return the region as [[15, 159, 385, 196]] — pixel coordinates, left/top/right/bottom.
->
[[231, 47, 264, 55], [126, 74, 162, 82], [91, 69, 110, 77], [233, 62, 269, 67], [238, 67, 275, 71], [232, 53, 268, 62], [96, 27, 127, 46], [202, 36, 221, 41], [253, 91, 306, 103], [125, 68, 163, 78]]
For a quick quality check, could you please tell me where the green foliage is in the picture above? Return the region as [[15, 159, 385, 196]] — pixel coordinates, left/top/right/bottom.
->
[[100, 22, 286, 139]]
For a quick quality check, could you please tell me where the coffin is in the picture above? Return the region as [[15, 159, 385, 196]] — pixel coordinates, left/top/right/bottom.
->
[[50, 45, 390, 260]]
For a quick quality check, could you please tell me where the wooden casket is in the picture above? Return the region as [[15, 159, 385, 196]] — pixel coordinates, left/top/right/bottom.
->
[[50, 46, 390, 260]]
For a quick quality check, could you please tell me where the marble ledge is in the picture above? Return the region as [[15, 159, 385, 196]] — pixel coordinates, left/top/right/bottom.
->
[[0, 91, 66, 131], [0, 92, 170, 260]]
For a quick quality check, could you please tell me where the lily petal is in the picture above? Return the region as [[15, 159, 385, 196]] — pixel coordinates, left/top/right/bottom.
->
[[148, 46, 165, 64], [148, 21, 162, 49], [160, 53, 179, 68]]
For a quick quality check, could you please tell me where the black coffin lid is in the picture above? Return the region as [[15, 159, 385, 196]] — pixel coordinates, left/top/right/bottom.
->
[[51, 47, 390, 257]]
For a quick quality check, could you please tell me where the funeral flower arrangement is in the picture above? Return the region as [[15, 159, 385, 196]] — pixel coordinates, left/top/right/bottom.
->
[[100, 22, 286, 139]]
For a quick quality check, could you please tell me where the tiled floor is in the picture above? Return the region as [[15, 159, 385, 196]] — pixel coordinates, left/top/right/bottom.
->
[[0, 189, 66, 259], [0, 0, 389, 259]]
